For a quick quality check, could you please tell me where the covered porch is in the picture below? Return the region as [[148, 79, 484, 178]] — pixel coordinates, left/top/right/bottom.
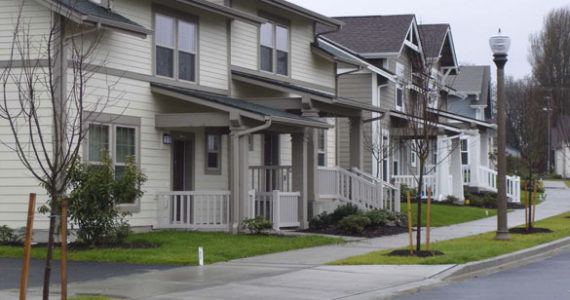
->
[[151, 83, 331, 232]]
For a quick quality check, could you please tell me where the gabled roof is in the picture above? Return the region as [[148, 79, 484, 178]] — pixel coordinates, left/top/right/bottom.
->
[[418, 24, 458, 74], [151, 83, 331, 129], [324, 14, 417, 56], [36, 0, 152, 37], [448, 65, 491, 104]]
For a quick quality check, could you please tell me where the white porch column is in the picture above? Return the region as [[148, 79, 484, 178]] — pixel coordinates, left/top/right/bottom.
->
[[450, 138, 465, 202], [480, 130, 490, 168], [471, 133, 481, 188], [349, 116, 364, 170], [292, 132, 308, 229], [435, 135, 451, 201], [229, 127, 249, 233], [302, 109, 319, 218]]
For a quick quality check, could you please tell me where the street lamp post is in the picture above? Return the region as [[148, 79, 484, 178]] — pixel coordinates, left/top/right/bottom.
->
[[543, 96, 552, 174], [490, 30, 511, 240]]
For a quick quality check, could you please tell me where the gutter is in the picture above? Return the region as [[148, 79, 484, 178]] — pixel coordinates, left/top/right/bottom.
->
[[237, 118, 272, 137]]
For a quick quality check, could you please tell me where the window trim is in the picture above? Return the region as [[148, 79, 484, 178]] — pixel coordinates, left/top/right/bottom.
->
[[317, 129, 326, 167], [461, 138, 469, 165], [258, 11, 291, 77], [153, 7, 199, 84], [205, 133, 222, 175], [84, 112, 141, 212], [396, 86, 404, 111]]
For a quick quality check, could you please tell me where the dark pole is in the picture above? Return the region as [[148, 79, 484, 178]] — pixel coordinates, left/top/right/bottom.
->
[[494, 53, 510, 240], [547, 96, 552, 174]]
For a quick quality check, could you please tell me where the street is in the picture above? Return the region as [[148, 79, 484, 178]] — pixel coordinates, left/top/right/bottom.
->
[[397, 247, 570, 300]]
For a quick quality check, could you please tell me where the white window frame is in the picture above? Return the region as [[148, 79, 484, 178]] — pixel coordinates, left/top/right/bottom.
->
[[317, 129, 326, 167], [461, 138, 469, 165], [259, 15, 290, 77], [396, 86, 404, 111], [86, 122, 140, 210], [154, 10, 198, 83], [411, 150, 417, 167], [205, 133, 222, 174]]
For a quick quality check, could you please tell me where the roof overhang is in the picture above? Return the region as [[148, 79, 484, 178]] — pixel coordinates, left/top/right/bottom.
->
[[151, 83, 331, 130], [390, 110, 462, 134], [36, 0, 153, 38], [177, 0, 266, 25], [231, 67, 384, 115], [261, 0, 343, 29], [428, 108, 496, 130]]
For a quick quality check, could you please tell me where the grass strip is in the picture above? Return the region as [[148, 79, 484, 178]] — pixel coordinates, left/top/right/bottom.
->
[[0, 231, 344, 265], [403, 203, 498, 227], [330, 211, 570, 265]]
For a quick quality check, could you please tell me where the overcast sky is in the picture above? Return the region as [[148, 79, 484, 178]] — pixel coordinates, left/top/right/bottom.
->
[[288, 0, 569, 80]]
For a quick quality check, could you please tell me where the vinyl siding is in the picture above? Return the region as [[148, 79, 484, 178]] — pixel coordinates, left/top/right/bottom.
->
[[0, 0, 53, 61], [230, 0, 258, 70]]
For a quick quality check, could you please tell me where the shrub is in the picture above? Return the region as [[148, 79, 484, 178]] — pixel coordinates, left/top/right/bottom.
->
[[550, 173, 562, 179], [67, 153, 146, 246], [330, 203, 360, 223], [337, 214, 370, 234], [241, 216, 273, 234], [400, 184, 418, 202], [309, 211, 332, 230], [0, 225, 23, 245], [392, 211, 408, 227], [365, 209, 389, 228], [445, 195, 459, 203]]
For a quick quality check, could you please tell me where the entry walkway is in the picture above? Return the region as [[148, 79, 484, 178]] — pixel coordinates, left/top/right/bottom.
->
[[6, 181, 570, 299]]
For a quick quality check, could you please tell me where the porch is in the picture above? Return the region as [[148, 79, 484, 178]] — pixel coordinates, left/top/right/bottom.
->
[[462, 165, 521, 203]]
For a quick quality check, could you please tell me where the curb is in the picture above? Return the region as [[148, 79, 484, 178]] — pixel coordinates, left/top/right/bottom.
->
[[372, 236, 570, 299]]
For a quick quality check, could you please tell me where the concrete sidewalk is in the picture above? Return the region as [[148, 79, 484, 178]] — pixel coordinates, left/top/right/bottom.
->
[[7, 181, 570, 300]]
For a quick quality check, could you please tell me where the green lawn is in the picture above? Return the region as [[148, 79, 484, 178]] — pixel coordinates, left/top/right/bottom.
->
[[330, 211, 570, 265], [0, 231, 344, 265], [402, 203, 497, 227]]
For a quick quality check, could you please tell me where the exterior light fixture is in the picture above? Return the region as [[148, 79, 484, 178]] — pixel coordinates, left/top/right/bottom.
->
[[163, 133, 172, 145]]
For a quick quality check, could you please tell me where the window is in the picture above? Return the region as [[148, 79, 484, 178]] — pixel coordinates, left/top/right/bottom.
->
[[411, 151, 416, 167], [317, 129, 326, 166], [206, 134, 221, 173], [461, 139, 469, 165], [260, 20, 289, 76], [382, 136, 389, 182], [87, 123, 138, 203], [393, 160, 399, 176], [155, 12, 197, 82], [248, 134, 254, 151], [396, 87, 403, 111]]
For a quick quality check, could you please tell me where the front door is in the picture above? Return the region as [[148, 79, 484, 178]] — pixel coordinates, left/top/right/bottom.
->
[[263, 134, 280, 191], [172, 136, 193, 223]]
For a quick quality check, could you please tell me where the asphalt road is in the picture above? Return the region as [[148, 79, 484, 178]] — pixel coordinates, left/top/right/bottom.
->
[[397, 247, 570, 300], [0, 258, 181, 290]]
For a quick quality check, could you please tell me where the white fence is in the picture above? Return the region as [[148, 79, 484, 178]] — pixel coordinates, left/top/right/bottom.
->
[[461, 166, 521, 203], [247, 190, 300, 230], [156, 191, 230, 230], [249, 166, 293, 192], [318, 166, 399, 211], [392, 175, 436, 199]]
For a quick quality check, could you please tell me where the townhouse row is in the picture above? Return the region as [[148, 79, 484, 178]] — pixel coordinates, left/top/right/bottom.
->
[[0, 0, 519, 232]]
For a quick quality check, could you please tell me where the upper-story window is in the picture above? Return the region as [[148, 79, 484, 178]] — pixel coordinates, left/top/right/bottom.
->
[[396, 87, 404, 111], [155, 12, 197, 82], [260, 20, 289, 76]]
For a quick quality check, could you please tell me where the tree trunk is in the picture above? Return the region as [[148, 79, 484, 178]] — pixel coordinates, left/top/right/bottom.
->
[[527, 173, 533, 230], [416, 172, 423, 254], [42, 199, 57, 300]]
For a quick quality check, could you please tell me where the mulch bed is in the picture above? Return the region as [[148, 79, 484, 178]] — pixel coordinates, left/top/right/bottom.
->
[[0, 242, 24, 247], [388, 249, 444, 257], [22, 241, 159, 250], [508, 227, 553, 234], [300, 226, 408, 238]]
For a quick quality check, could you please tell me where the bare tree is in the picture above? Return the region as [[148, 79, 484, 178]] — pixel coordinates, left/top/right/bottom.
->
[[505, 76, 548, 229], [529, 6, 570, 147], [0, 2, 114, 298]]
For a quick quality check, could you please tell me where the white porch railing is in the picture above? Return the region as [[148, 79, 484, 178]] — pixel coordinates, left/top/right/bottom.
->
[[350, 168, 401, 212], [392, 175, 436, 199], [156, 191, 230, 230], [318, 166, 396, 211], [462, 166, 521, 203], [249, 166, 293, 192], [246, 190, 300, 230]]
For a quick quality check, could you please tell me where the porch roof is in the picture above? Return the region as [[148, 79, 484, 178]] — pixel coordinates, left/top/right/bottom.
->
[[151, 83, 331, 129], [389, 110, 462, 134], [231, 68, 385, 115], [429, 108, 496, 130], [37, 0, 152, 37]]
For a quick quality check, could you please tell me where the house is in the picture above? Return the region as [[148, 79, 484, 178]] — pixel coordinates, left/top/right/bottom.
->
[[553, 121, 570, 178], [0, 0, 401, 233], [447, 65, 520, 200]]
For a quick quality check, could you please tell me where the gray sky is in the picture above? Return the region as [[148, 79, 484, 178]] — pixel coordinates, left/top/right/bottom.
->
[[288, 0, 569, 80]]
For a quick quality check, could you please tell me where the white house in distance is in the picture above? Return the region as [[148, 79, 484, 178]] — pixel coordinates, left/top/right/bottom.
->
[[0, 0, 519, 235]]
